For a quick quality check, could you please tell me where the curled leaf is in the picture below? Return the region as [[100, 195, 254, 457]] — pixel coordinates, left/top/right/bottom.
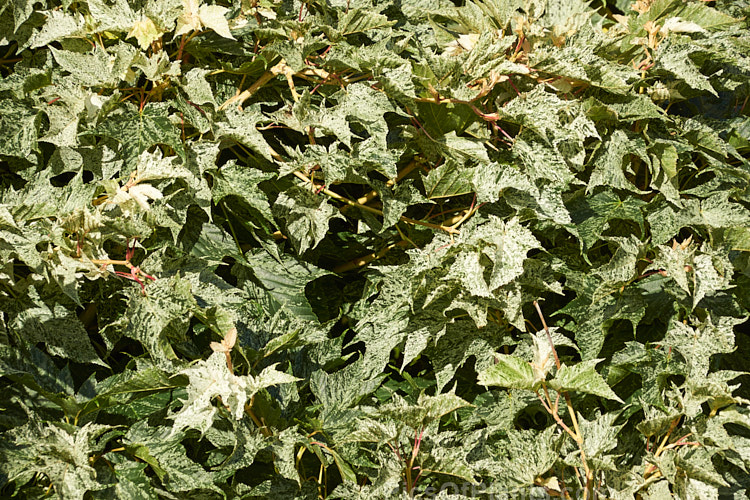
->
[[175, 0, 234, 40], [210, 326, 237, 353], [127, 15, 161, 49]]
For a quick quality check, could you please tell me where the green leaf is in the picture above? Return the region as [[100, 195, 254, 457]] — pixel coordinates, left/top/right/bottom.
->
[[113, 459, 158, 500], [87, 0, 139, 33], [415, 101, 476, 138], [273, 185, 344, 254], [480, 426, 561, 489], [646, 194, 750, 246], [639, 0, 739, 30], [326, 83, 398, 150], [211, 161, 275, 224], [243, 250, 331, 322], [0, 421, 117, 499], [123, 421, 221, 494], [343, 418, 399, 445], [471, 161, 536, 204], [180, 68, 216, 106], [93, 102, 184, 170], [50, 46, 131, 87], [568, 189, 646, 255], [0, 99, 40, 157], [588, 130, 650, 193], [377, 390, 472, 427], [447, 216, 541, 294], [477, 355, 536, 390], [422, 159, 474, 199], [375, 63, 416, 106], [663, 316, 741, 378], [578, 411, 625, 470], [336, 8, 395, 37], [123, 275, 197, 367], [323, 445, 358, 483], [171, 351, 299, 436], [500, 87, 599, 151], [674, 447, 729, 488], [216, 105, 274, 161], [438, 131, 490, 164], [311, 363, 387, 413], [530, 27, 637, 93], [373, 178, 431, 228], [655, 38, 717, 96], [549, 359, 624, 402], [420, 390, 472, 422], [10, 294, 105, 365]]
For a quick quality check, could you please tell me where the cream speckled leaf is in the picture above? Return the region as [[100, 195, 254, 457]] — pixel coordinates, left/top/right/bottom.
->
[[423, 159, 474, 199], [172, 352, 299, 436], [88, 0, 139, 32], [30, 10, 86, 48], [194, 5, 234, 39], [127, 15, 162, 49], [175, 0, 234, 39], [0, 421, 117, 500], [2, 0, 750, 496], [273, 186, 345, 254], [549, 360, 623, 402], [656, 39, 717, 96], [477, 354, 536, 390], [94, 102, 184, 169]]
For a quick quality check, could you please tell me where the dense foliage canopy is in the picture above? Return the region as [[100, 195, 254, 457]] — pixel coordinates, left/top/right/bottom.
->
[[1, 0, 750, 498]]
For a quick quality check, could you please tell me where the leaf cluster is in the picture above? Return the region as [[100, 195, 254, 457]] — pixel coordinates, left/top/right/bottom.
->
[[1, 0, 750, 498]]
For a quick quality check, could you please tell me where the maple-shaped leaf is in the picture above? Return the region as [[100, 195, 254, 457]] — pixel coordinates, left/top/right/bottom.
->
[[127, 15, 162, 49], [171, 352, 299, 436], [174, 0, 234, 40]]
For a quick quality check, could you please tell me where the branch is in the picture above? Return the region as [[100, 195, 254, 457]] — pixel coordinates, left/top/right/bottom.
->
[[333, 240, 410, 273], [219, 60, 356, 111], [535, 300, 593, 499], [449, 194, 482, 231], [354, 159, 422, 206], [219, 60, 288, 110], [534, 301, 561, 369], [293, 171, 459, 235]]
